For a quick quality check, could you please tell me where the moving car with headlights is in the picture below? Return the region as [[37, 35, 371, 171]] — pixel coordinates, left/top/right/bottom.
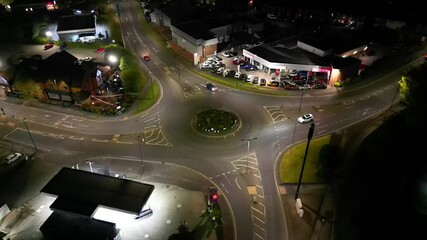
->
[[298, 114, 314, 123], [206, 82, 217, 92], [5, 152, 28, 164]]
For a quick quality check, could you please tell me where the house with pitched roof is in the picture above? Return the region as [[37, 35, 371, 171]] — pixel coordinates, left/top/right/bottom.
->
[[9, 51, 102, 105]]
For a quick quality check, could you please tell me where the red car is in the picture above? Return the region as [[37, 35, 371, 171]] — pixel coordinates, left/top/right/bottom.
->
[[143, 55, 150, 61], [96, 48, 105, 54], [44, 43, 54, 50]]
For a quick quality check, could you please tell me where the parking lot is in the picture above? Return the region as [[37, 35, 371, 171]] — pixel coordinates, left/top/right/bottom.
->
[[199, 47, 329, 91]]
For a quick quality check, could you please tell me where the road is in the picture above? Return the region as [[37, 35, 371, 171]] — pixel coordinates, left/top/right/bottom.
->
[[1, 1, 426, 239]]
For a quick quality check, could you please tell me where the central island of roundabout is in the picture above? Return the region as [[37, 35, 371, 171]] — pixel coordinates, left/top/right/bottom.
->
[[192, 108, 241, 137]]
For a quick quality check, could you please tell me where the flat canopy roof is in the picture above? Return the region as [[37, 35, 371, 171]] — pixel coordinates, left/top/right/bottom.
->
[[39, 211, 118, 240], [41, 167, 154, 216]]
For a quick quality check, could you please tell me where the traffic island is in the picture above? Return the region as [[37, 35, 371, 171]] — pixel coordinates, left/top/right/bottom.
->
[[192, 108, 241, 137]]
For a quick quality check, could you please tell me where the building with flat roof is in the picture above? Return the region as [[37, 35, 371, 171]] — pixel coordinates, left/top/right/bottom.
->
[[39, 167, 154, 240]]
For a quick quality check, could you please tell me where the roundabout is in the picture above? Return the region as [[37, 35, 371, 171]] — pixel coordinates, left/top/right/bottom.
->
[[192, 108, 241, 137]]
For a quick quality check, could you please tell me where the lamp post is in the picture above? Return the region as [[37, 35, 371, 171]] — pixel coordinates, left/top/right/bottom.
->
[[137, 135, 144, 168], [390, 80, 401, 111], [241, 137, 257, 173], [23, 118, 37, 153], [86, 160, 94, 173], [295, 123, 315, 200]]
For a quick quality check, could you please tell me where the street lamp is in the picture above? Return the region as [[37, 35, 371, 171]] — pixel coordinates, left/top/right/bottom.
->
[[137, 135, 144, 168], [108, 55, 118, 65], [23, 118, 37, 153], [241, 137, 258, 173], [295, 123, 315, 200], [390, 79, 401, 111], [86, 160, 94, 173]]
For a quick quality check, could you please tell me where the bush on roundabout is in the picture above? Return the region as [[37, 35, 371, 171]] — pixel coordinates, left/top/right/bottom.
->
[[193, 108, 239, 136]]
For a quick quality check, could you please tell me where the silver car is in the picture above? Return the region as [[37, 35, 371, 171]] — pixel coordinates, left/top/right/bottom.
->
[[298, 114, 314, 123], [5, 152, 27, 164]]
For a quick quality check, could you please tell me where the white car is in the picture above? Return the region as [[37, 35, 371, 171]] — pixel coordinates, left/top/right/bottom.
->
[[299, 84, 312, 90], [298, 114, 314, 123], [221, 51, 233, 58], [234, 71, 241, 79], [216, 67, 225, 74], [246, 75, 254, 82], [222, 69, 230, 77], [200, 62, 212, 69], [5, 152, 27, 164]]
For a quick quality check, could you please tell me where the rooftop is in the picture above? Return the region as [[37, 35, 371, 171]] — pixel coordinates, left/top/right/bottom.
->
[[41, 167, 155, 216]]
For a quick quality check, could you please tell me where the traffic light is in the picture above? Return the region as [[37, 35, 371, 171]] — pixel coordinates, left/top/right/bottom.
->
[[209, 187, 218, 205], [211, 193, 218, 202]]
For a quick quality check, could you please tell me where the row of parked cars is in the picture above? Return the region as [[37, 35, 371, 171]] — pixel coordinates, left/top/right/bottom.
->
[[200, 52, 328, 90]]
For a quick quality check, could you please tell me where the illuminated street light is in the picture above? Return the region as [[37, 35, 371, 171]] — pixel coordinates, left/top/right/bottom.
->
[[137, 135, 144, 168], [45, 31, 52, 38], [108, 55, 118, 64], [86, 160, 94, 173]]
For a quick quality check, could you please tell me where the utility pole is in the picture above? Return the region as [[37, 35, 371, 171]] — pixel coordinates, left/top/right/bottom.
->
[[295, 123, 315, 200], [23, 118, 38, 153], [241, 137, 258, 173], [86, 160, 94, 173], [390, 80, 401, 111], [137, 135, 144, 169]]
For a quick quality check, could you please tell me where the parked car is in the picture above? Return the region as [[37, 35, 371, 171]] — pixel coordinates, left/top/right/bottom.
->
[[44, 43, 54, 50], [299, 84, 312, 90], [252, 76, 259, 84], [232, 59, 245, 65], [246, 75, 254, 82], [298, 114, 314, 123], [222, 69, 230, 77], [59, 43, 67, 50], [216, 67, 225, 74], [314, 83, 327, 89], [234, 71, 241, 79], [239, 73, 248, 80], [260, 78, 266, 86], [96, 47, 105, 54], [221, 51, 233, 58], [267, 13, 277, 19], [209, 55, 222, 61], [267, 81, 279, 87], [201, 62, 212, 69], [228, 70, 236, 77], [5, 152, 27, 165], [289, 70, 299, 77]]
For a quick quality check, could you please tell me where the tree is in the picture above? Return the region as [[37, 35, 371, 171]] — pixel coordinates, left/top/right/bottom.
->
[[167, 221, 192, 240]]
